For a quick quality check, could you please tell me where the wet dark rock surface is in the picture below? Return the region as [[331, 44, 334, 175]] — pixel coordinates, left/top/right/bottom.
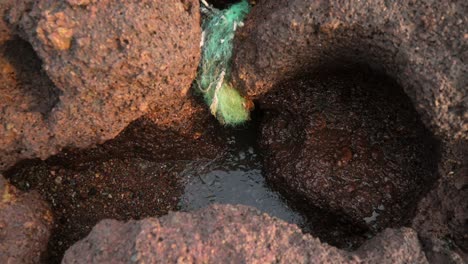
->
[[8, 157, 184, 263], [0, 174, 53, 263], [47, 97, 223, 166], [5, 103, 224, 263], [233, 0, 467, 140], [0, 0, 201, 171], [258, 68, 440, 245], [6, 67, 461, 263], [0, 0, 465, 263], [62, 204, 428, 264], [178, 122, 306, 226]]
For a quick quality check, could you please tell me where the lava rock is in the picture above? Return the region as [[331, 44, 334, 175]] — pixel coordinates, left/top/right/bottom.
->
[[0, 0, 14, 44], [4, 96, 224, 263], [232, 0, 467, 140], [355, 228, 429, 263], [62, 204, 427, 263], [259, 71, 439, 231], [0, 0, 201, 171], [412, 140, 468, 263], [46, 96, 224, 166], [0, 37, 59, 172], [0, 174, 53, 263]]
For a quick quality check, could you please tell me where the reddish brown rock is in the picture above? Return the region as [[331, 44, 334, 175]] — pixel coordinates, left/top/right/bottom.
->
[[47, 96, 223, 166], [233, 0, 467, 140], [8, 156, 185, 264], [62, 204, 427, 263], [4, 97, 223, 263], [258, 70, 439, 233], [0, 174, 53, 263], [0, 37, 59, 172], [0, 0, 14, 44], [0, 0, 201, 171], [355, 228, 429, 263]]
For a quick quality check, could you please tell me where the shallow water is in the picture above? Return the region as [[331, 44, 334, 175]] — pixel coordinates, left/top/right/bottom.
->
[[178, 126, 306, 226], [177, 125, 369, 249]]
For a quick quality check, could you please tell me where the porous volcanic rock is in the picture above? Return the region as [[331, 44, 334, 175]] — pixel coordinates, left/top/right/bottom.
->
[[5, 96, 224, 263], [412, 140, 467, 263], [0, 174, 53, 263], [46, 96, 224, 166], [354, 228, 429, 264], [259, 69, 439, 231], [0, 0, 14, 44], [0, 0, 201, 171], [62, 204, 428, 264], [233, 0, 467, 140], [0, 37, 59, 172]]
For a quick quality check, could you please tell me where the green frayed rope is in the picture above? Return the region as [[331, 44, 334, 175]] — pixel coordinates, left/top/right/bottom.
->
[[196, 0, 252, 126]]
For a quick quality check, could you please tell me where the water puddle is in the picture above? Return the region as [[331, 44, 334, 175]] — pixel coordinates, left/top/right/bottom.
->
[[178, 127, 306, 226], [177, 120, 374, 249]]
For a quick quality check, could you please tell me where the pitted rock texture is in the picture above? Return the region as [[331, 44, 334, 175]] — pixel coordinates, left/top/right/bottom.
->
[[62, 204, 428, 264], [259, 69, 439, 233], [0, 37, 60, 172], [47, 96, 224, 166], [0, 0, 201, 171], [0, 0, 14, 44], [354, 227, 429, 264], [233, 0, 467, 140], [0, 174, 53, 263], [412, 140, 468, 263], [5, 97, 224, 263]]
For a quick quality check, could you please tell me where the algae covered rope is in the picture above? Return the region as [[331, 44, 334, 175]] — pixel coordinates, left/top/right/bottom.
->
[[197, 0, 252, 126]]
